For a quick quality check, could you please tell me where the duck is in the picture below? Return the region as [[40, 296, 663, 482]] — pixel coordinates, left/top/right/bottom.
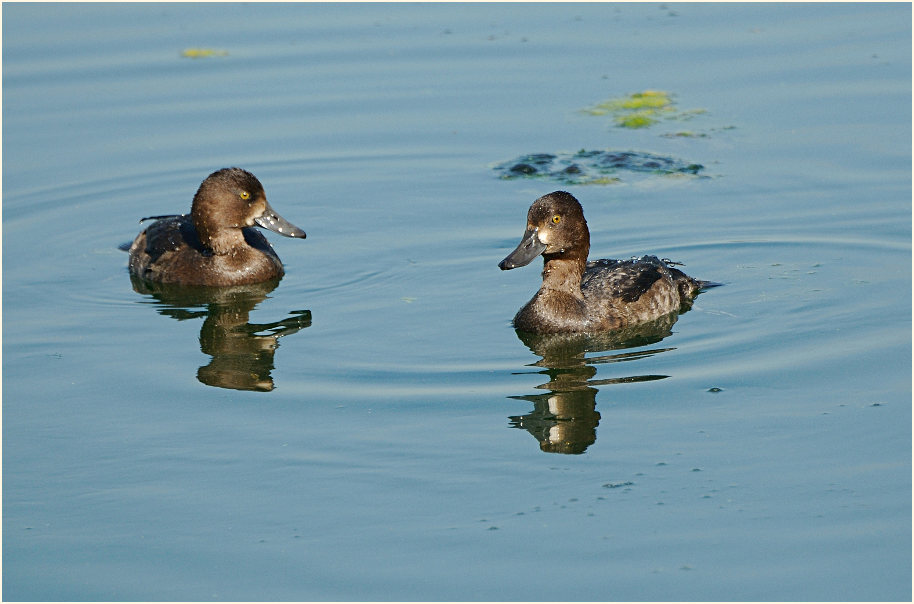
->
[[498, 191, 715, 334], [127, 168, 306, 286]]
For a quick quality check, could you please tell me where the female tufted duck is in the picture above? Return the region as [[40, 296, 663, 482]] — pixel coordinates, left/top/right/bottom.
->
[[128, 168, 306, 286], [499, 191, 715, 334]]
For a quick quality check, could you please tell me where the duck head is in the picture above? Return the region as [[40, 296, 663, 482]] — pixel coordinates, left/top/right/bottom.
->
[[191, 168, 305, 253], [499, 191, 590, 270]]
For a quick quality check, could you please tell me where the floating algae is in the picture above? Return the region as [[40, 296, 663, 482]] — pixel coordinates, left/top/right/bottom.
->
[[582, 90, 706, 129], [493, 149, 705, 185], [181, 48, 229, 59], [493, 91, 722, 185], [662, 125, 736, 139]]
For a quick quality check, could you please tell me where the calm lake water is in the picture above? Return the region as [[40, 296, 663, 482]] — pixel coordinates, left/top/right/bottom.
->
[[3, 3, 911, 601]]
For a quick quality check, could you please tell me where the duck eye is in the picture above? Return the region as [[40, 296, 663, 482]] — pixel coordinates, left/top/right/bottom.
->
[[239, 191, 251, 201], [552, 215, 561, 224]]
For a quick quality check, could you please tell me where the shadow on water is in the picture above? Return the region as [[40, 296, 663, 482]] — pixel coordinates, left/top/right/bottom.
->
[[508, 313, 680, 454], [129, 276, 311, 392]]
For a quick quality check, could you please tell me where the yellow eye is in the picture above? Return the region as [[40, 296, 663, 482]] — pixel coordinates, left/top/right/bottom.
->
[[239, 191, 251, 200], [552, 215, 561, 224]]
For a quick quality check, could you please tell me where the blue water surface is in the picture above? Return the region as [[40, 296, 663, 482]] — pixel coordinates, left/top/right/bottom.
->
[[3, 3, 911, 601]]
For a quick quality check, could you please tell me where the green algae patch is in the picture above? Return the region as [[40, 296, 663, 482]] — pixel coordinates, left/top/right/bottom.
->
[[582, 90, 706, 129], [662, 131, 708, 139], [181, 48, 229, 59], [493, 149, 705, 186], [616, 111, 659, 129], [583, 90, 672, 114], [662, 124, 735, 139]]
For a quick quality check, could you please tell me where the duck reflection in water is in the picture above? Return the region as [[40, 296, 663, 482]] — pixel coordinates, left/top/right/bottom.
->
[[130, 277, 311, 392], [509, 313, 679, 454]]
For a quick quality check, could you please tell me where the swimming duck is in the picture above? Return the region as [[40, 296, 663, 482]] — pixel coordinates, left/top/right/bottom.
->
[[128, 168, 306, 286], [499, 191, 714, 334]]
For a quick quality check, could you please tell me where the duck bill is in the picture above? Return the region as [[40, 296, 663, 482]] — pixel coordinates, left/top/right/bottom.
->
[[499, 227, 546, 270], [254, 201, 306, 238]]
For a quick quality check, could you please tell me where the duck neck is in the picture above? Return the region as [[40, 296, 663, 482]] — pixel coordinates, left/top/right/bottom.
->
[[540, 253, 586, 297], [197, 223, 246, 255]]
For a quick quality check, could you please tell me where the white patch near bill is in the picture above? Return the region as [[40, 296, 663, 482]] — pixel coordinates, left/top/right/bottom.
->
[[547, 395, 560, 415]]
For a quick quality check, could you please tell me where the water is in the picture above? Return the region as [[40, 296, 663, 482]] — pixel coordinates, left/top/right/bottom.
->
[[3, 3, 910, 601]]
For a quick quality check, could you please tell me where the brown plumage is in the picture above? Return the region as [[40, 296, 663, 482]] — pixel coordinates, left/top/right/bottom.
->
[[499, 191, 715, 334], [128, 168, 305, 286]]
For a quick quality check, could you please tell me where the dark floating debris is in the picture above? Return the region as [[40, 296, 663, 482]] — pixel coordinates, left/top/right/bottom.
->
[[493, 149, 705, 185]]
